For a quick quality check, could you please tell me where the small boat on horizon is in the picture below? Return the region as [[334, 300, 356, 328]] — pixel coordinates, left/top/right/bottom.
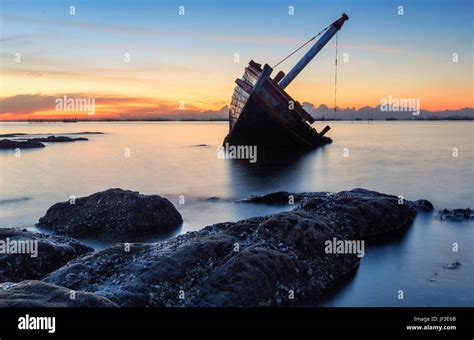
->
[[224, 13, 349, 151]]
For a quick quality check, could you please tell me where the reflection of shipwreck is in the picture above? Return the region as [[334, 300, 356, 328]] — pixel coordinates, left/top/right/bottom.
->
[[224, 13, 349, 150]]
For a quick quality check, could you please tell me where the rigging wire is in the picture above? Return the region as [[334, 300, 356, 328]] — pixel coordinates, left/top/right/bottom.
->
[[334, 32, 338, 112], [272, 25, 329, 69], [272, 25, 341, 112]]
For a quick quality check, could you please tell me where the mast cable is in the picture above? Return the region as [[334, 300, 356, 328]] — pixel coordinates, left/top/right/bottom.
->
[[273, 25, 329, 69], [334, 32, 338, 112]]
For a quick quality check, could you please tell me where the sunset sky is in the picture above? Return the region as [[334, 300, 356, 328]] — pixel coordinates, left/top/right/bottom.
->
[[0, 0, 472, 120]]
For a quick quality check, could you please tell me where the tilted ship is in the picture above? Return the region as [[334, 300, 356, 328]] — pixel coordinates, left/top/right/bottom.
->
[[224, 13, 349, 151]]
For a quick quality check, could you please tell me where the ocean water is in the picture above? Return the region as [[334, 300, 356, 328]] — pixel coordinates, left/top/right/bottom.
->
[[0, 121, 472, 306]]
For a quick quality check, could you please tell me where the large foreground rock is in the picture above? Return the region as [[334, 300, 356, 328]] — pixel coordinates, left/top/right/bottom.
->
[[44, 189, 432, 307], [0, 281, 117, 307], [0, 228, 93, 283], [37, 188, 183, 240]]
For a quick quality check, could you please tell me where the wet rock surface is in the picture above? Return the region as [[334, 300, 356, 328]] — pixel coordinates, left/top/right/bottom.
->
[[26, 136, 88, 143], [437, 208, 473, 222], [242, 191, 434, 213], [0, 228, 93, 283], [44, 188, 432, 307], [37, 188, 183, 240], [68, 131, 104, 135], [0, 280, 117, 307], [241, 191, 306, 204], [0, 139, 45, 149], [443, 261, 461, 269], [0, 133, 28, 138]]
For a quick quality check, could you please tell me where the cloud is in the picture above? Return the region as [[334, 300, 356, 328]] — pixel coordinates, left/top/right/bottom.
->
[[2, 14, 304, 46], [0, 34, 31, 42], [2, 14, 409, 53], [1, 94, 471, 121], [0, 94, 55, 115], [0, 93, 228, 120]]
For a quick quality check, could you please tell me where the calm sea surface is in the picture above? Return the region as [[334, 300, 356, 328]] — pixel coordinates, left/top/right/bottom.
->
[[0, 121, 473, 306]]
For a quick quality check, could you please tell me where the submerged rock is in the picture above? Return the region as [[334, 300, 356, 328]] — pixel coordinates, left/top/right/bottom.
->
[[0, 280, 117, 307], [0, 139, 45, 149], [413, 199, 434, 212], [44, 188, 431, 307], [37, 188, 183, 240], [207, 196, 220, 201], [68, 131, 104, 135], [0, 228, 93, 283], [443, 261, 461, 269], [27, 136, 88, 143], [241, 191, 301, 204], [437, 208, 474, 222], [0, 133, 28, 137]]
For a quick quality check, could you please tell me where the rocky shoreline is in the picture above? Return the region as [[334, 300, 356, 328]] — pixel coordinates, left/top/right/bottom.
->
[[0, 139, 46, 149], [0, 281, 117, 307], [437, 208, 474, 222], [0, 188, 437, 307], [0, 132, 103, 149], [0, 228, 93, 283]]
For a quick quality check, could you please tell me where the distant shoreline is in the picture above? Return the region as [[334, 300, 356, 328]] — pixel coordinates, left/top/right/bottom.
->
[[1, 117, 473, 123]]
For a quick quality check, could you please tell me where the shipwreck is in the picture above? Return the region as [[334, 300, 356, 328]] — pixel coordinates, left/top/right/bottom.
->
[[224, 13, 349, 151]]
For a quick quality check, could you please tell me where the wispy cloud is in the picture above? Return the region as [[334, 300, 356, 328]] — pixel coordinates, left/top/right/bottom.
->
[[0, 34, 32, 42], [2, 14, 304, 46]]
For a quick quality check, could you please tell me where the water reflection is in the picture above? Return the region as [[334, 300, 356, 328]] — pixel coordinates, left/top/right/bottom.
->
[[225, 145, 330, 195]]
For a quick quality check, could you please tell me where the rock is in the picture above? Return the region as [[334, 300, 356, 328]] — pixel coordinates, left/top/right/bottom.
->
[[207, 196, 220, 201], [0, 133, 28, 137], [437, 208, 473, 222], [443, 261, 461, 269], [241, 191, 296, 204], [0, 132, 103, 137], [44, 188, 430, 307], [0, 139, 45, 149], [27, 136, 88, 143], [414, 199, 434, 212], [68, 131, 104, 135], [243, 191, 434, 213], [0, 280, 117, 307], [0, 228, 93, 282], [37, 188, 183, 240], [241, 191, 323, 204]]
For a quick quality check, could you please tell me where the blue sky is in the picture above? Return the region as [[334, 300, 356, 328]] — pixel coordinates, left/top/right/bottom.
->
[[1, 0, 472, 118]]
